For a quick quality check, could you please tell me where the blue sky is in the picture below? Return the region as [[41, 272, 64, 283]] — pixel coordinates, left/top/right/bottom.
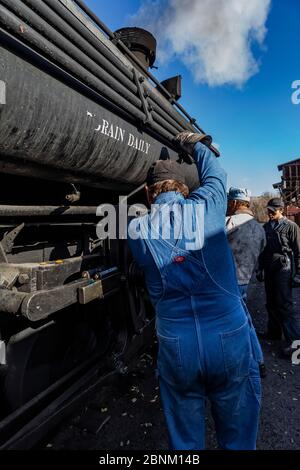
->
[[85, 0, 300, 195]]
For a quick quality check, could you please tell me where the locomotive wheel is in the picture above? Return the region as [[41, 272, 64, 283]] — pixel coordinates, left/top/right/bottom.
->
[[54, 322, 98, 378], [2, 294, 131, 413], [122, 241, 155, 334], [3, 318, 99, 411]]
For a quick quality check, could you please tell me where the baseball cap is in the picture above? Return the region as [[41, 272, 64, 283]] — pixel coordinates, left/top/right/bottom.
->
[[227, 187, 251, 202], [266, 197, 284, 211], [146, 160, 186, 187]]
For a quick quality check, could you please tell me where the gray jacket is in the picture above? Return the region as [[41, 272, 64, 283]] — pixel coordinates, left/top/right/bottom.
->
[[226, 210, 266, 285]]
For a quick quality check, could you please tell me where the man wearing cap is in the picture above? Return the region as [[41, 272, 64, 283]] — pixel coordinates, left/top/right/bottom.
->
[[257, 198, 300, 354], [226, 187, 266, 301], [128, 132, 263, 450]]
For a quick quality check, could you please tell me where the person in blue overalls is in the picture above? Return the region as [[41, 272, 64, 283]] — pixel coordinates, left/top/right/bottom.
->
[[128, 132, 263, 450]]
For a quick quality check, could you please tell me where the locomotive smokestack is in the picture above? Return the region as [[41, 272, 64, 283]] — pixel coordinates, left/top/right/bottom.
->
[[114, 27, 156, 70]]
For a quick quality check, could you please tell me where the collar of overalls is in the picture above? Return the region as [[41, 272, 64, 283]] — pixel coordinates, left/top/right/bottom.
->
[[153, 191, 185, 205]]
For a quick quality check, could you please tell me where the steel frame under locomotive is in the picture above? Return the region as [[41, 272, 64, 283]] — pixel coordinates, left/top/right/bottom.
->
[[0, 0, 217, 444]]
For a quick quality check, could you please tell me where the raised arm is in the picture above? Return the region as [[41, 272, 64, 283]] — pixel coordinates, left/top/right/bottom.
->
[[189, 141, 227, 205], [174, 132, 227, 211]]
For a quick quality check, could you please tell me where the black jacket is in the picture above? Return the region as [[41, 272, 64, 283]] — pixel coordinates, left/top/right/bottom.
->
[[259, 217, 300, 273]]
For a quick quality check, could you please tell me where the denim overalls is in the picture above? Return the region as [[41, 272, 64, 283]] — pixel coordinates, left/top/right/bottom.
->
[[128, 142, 263, 450]]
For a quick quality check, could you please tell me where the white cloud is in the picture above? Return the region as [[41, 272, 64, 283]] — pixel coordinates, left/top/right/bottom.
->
[[130, 0, 271, 87]]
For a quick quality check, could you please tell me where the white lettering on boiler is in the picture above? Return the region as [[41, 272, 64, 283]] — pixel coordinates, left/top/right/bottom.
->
[[127, 134, 150, 154], [91, 116, 150, 154], [95, 119, 125, 143]]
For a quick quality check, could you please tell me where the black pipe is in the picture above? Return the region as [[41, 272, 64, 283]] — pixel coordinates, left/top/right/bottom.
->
[[0, 206, 99, 217], [0, 5, 146, 122], [0, 223, 96, 228], [72, 0, 116, 41], [23, 0, 137, 94], [1, 0, 142, 110], [151, 101, 184, 133], [152, 110, 183, 137], [147, 86, 199, 133], [43, 0, 134, 81]]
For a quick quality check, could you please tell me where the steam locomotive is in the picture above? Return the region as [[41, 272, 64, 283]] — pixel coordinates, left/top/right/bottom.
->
[[0, 0, 218, 429]]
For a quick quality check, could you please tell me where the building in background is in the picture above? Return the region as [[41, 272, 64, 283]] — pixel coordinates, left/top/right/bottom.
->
[[274, 158, 300, 226]]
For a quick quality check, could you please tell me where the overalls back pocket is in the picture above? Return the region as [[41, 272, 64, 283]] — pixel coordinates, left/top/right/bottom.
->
[[156, 332, 186, 387], [221, 320, 251, 379]]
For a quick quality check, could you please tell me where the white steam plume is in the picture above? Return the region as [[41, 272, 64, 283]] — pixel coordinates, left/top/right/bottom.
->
[[130, 0, 271, 87]]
